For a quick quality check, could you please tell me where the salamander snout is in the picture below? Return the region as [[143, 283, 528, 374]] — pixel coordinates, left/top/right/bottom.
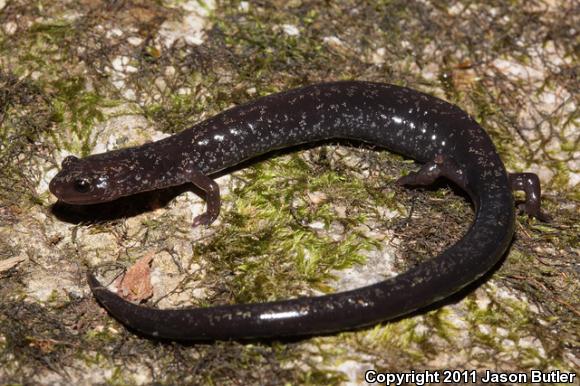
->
[[48, 177, 61, 197], [49, 155, 115, 205]]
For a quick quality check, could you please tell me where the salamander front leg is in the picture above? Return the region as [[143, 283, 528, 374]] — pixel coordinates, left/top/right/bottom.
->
[[396, 154, 468, 190], [508, 173, 549, 221], [188, 169, 221, 227]]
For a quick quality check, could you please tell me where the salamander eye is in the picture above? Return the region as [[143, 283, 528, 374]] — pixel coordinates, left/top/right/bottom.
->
[[73, 178, 91, 193]]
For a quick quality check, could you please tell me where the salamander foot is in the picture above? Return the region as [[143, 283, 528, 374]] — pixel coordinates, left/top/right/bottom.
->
[[188, 169, 221, 227], [509, 173, 550, 221], [396, 154, 468, 190]]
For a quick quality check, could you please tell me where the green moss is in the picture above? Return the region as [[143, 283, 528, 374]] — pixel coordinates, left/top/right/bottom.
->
[[193, 152, 388, 304], [49, 77, 114, 155], [27, 21, 73, 43]]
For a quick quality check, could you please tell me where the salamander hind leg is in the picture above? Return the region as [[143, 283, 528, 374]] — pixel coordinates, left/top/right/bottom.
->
[[187, 169, 221, 227], [396, 154, 468, 190], [508, 173, 550, 221]]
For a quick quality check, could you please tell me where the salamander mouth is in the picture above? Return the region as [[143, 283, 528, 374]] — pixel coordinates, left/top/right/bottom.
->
[[49, 179, 66, 201], [55, 195, 104, 205], [49, 180, 108, 205]]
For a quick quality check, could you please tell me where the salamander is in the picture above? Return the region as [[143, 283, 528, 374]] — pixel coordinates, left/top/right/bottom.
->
[[49, 81, 545, 340]]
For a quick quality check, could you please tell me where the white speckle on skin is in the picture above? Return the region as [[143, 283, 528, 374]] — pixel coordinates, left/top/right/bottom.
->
[[259, 310, 307, 320], [96, 176, 109, 189]]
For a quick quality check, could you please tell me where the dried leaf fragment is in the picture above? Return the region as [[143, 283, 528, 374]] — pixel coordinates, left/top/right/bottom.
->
[[116, 252, 154, 302]]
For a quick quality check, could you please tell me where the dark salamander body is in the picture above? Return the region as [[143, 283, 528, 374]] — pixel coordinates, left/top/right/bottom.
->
[[50, 81, 544, 340]]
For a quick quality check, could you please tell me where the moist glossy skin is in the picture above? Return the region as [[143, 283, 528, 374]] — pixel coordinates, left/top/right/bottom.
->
[[50, 81, 542, 341]]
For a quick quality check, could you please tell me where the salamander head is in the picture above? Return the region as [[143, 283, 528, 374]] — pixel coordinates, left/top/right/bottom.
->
[[49, 155, 127, 204]]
